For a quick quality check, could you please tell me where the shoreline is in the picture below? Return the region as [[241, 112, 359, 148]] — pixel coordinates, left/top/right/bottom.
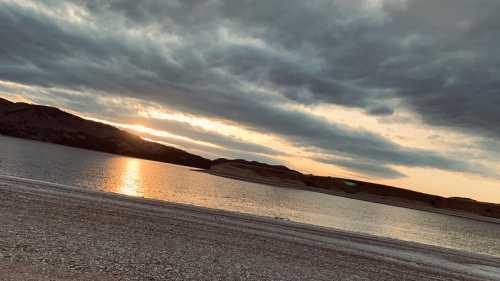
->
[[1, 176, 499, 280], [2, 134, 498, 226], [201, 170, 500, 225]]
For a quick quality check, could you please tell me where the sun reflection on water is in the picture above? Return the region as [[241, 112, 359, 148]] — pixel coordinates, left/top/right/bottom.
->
[[119, 158, 143, 197]]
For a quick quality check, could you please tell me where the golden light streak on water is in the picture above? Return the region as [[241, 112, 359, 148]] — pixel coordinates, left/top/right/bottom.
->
[[118, 158, 143, 197]]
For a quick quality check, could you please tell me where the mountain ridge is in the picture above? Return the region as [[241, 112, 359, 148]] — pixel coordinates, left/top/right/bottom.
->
[[0, 97, 211, 169]]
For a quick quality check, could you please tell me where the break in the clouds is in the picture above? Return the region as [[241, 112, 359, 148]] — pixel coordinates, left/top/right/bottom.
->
[[1, 0, 499, 181]]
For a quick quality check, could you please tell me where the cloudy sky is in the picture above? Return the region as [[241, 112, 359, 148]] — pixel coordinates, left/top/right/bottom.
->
[[1, 0, 499, 202]]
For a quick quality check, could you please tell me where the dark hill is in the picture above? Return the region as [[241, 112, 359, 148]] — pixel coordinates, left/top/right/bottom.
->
[[210, 158, 500, 219], [0, 98, 211, 169]]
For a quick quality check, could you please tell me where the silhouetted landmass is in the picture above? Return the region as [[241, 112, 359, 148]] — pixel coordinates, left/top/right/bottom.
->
[[1, 97, 499, 220], [0, 98, 211, 169], [210, 159, 500, 220]]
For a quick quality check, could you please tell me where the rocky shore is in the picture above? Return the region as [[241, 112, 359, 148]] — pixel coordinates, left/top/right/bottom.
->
[[1, 177, 499, 281]]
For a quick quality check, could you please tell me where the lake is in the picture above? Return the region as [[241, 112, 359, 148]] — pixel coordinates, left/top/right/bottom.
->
[[1, 135, 499, 257]]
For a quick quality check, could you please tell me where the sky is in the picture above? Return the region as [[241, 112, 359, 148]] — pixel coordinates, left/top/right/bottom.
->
[[0, 0, 499, 203]]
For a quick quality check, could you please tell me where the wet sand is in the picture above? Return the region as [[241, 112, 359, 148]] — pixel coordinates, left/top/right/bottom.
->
[[1, 176, 499, 281]]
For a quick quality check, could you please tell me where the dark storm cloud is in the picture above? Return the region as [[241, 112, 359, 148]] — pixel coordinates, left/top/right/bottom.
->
[[219, 0, 500, 137], [0, 0, 498, 178], [366, 106, 394, 116]]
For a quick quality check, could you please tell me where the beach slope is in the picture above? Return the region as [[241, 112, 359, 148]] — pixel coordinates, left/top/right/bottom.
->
[[0, 177, 499, 281]]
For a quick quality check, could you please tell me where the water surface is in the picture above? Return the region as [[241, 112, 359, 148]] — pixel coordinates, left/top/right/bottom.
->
[[1, 135, 499, 257]]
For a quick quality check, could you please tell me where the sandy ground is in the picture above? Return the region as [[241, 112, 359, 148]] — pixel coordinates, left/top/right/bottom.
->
[[1, 176, 499, 281]]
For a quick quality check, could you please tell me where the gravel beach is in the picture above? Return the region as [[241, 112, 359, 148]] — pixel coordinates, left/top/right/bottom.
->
[[1, 176, 499, 281]]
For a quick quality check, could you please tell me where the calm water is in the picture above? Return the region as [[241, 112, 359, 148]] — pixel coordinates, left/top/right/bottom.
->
[[1, 135, 499, 257]]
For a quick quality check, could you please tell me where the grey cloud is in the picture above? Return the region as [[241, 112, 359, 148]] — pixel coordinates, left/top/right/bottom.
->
[[219, 0, 500, 138], [473, 138, 500, 162], [136, 117, 285, 156], [131, 129, 285, 166], [140, 130, 282, 165], [316, 158, 406, 179], [366, 106, 394, 116]]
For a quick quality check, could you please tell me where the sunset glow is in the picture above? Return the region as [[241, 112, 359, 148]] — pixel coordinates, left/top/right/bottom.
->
[[2, 2, 500, 280], [0, 0, 499, 203]]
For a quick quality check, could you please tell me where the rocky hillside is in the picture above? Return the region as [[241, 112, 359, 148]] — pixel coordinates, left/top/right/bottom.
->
[[0, 98, 211, 169]]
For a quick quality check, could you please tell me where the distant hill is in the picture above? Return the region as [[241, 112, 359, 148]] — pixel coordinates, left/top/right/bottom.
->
[[0, 98, 211, 169], [209, 159, 500, 220]]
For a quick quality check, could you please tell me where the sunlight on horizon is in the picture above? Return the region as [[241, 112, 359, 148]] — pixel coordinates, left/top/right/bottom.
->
[[78, 112, 500, 204], [2, 88, 498, 203], [83, 116, 223, 149]]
